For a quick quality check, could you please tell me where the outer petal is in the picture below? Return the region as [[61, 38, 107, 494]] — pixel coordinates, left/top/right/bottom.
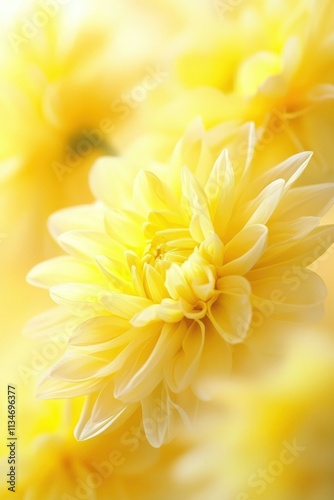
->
[[114, 322, 183, 402], [221, 224, 268, 276], [69, 316, 130, 348], [165, 320, 205, 393], [23, 306, 75, 338], [251, 269, 327, 322], [100, 293, 153, 320], [141, 382, 175, 448], [48, 203, 104, 239], [58, 230, 124, 261], [246, 151, 312, 201], [48, 353, 109, 382], [208, 276, 252, 344], [50, 283, 110, 317], [75, 392, 138, 441], [272, 183, 334, 221], [253, 225, 334, 270], [27, 256, 105, 289], [37, 376, 104, 399]]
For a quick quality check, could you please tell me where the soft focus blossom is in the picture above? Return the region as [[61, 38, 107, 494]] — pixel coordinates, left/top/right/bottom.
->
[[141, 0, 334, 184], [0, 307, 161, 500], [1, 392, 161, 499], [26, 120, 334, 446], [168, 326, 334, 500], [0, 0, 180, 272]]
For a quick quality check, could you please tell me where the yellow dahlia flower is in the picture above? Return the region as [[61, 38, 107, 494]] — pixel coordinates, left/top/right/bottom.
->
[[141, 0, 334, 183], [27, 121, 334, 447]]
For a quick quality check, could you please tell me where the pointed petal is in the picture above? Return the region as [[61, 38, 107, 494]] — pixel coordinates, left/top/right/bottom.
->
[[133, 170, 178, 214], [254, 225, 334, 270], [143, 263, 169, 303], [272, 183, 334, 221], [49, 353, 108, 382], [141, 382, 175, 447], [75, 393, 137, 440], [37, 376, 104, 399], [104, 208, 146, 250], [205, 149, 235, 237], [246, 151, 312, 201], [48, 204, 104, 239], [27, 256, 104, 289], [222, 224, 268, 275], [181, 167, 213, 243], [70, 316, 129, 347], [268, 216, 320, 245], [208, 276, 252, 343], [50, 284, 110, 317], [251, 269, 327, 322], [244, 179, 285, 227], [115, 322, 183, 402], [165, 321, 205, 393], [100, 293, 152, 320], [23, 307, 74, 338], [58, 230, 124, 261]]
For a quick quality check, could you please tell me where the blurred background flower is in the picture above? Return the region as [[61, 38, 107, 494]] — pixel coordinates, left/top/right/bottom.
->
[[138, 0, 334, 185], [164, 326, 334, 500], [0, 0, 177, 269]]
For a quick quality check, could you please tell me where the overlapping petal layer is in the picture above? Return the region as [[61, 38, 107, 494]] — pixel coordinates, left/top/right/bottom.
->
[[27, 120, 334, 446]]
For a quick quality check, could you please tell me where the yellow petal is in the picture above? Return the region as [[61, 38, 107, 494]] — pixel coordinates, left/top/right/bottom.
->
[[208, 276, 252, 343], [165, 262, 197, 303], [272, 183, 334, 221], [143, 263, 169, 303], [205, 148, 235, 237], [115, 323, 182, 402], [251, 269, 327, 322], [181, 166, 213, 243], [244, 179, 285, 227], [165, 320, 205, 393], [141, 382, 175, 448], [222, 224, 268, 276], [23, 307, 75, 338], [50, 283, 110, 317], [101, 292, 153, 320], [48, 204, 104, 239], [27, 256, 105, 289], [254, 225, 334, 270], [58, 230, 124, 261], [70, 316, 129, 348], [131, 299, 184, 326]]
